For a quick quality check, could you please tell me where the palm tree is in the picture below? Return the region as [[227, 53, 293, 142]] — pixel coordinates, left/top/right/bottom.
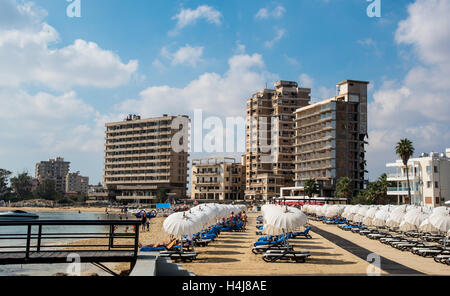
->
[[335, 177, 353, 200], [304, 179, 319, 198], [395, 139, 415, 204]]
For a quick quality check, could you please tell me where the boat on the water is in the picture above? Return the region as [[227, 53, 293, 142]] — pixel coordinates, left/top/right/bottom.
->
[[0, 210, 39, 220]]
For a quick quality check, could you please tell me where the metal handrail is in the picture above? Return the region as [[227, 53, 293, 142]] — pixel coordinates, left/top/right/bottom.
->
[[0, 220, 141, 260]]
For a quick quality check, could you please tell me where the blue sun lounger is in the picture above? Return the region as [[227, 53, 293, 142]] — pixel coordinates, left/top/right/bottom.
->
[[292, 226, 312, 239]]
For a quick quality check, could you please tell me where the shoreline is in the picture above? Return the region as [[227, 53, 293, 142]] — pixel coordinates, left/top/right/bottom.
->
[[0, 206, 116, 213]]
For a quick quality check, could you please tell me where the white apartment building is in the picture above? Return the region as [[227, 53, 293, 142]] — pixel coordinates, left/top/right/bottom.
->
[[386, 148, 450, 207]]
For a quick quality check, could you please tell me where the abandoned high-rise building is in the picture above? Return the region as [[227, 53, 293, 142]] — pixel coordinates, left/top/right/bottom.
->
[[35, 157, 70, 193], [103, 114, 189, 204], [293, 80, 369, 197], [245, 81, 311, 201]]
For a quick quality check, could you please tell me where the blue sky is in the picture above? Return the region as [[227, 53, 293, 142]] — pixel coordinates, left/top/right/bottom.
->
[[1, 0, 449, 187]]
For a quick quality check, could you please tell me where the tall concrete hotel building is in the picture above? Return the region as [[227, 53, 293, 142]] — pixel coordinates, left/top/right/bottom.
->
[[245, 81, 312, 201], [293, 80, 369, 197], [103, 114, 189, 203]]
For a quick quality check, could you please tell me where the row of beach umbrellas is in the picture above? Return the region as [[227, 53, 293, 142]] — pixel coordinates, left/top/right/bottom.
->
[[162, 204, 247, 240], [302, 204, 450, 236]]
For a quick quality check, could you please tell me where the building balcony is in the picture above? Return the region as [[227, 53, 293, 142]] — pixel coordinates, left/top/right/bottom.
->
[[386, 174, 419, 181], [387, 187, 419, 195]]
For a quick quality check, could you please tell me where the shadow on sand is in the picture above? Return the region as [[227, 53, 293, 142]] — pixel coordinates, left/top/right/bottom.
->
[[307, 258, 357, 265], [197, 257, 241, 263], [203, 250, 245, 256]]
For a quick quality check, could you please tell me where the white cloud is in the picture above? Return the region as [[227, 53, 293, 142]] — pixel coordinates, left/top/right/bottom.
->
[[396, 0, 450, 65], [0, 0, 138, 91], [367, 0, 450, 178], [264, 28, 286, 48], [297, 74, 335, 103], [358, 38, 376, 47], [161, 44, 204, 67], [284, 54, 299, 66], [118, 53, 278, 118], [0, 87, 106, 154], [299, 74, 314, 88], [234, 41, 246, 54], [171, 5, 222, 34], [0, 0, 139, 183], [255, 5, 286, 19]]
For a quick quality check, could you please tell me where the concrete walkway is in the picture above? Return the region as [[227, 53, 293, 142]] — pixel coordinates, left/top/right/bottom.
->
[[309, 220, 450, 275], [310, 225, 423, 275]]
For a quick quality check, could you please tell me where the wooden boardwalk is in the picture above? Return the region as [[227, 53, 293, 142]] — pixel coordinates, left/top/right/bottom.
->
[[0, 250, 136, 265], [0, 220, 141, 271]]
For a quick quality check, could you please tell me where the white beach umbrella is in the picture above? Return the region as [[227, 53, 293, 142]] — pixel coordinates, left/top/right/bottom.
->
[[400, 208, 429, 231], [353, 206, 369, 223], [325, 205, 345, 218], [429, 213, 450, 234], [399, 220, 418, 232], [372, 210, 391, 227], [301, 204, 310, 214], [188, 210, 211, 228], [433, 207, 450, 215], [447, 229, 450, 238], [264, 205, 308, 247], [342, 205, 353, 219], [386, 207, 407, 228], [419, 218, 439, 233], [262, 224, 285, 236], [346, 205, 360, 221], [362, 207, 379, 226], [202, 203, 221, 220], [265, 206, 308, 231], [163, 211, 203, 238]]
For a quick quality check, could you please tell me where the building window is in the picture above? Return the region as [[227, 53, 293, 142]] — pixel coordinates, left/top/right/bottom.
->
[[427, 181, 431, 188], [426, 166, 431, 175], [434, 166, 438, 173], [435, 182, 439, 188]]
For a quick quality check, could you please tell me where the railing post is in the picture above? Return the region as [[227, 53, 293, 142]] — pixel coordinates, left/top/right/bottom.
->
[[108, 225, 113, 250], [134, 222, 139, 258], [25, 224, 31, 260], [37, 225, 42, 252]]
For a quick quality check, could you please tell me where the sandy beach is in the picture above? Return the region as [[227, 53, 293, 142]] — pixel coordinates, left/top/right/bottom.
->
[[69, 212, 450, 276], [4, 210, 448, 276]]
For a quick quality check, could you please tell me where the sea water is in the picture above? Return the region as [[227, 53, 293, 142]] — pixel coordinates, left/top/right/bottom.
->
[[0, 211, 134, 276]]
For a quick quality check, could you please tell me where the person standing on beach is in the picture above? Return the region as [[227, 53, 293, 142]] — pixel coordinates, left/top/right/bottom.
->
[[242, 211, 247, 230], [229, 212, 235, 228], [141, 213, 147, 231]]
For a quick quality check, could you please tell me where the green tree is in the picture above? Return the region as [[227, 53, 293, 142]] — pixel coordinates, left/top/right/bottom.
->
[[0, 169, 12, 200], [335, 177, 354, 200], [395, 139, 415, 204], [304, 179, 319, 198], [35, 179, 57, 201], [351, 174, 394, 205], [10, 171, 33, 200], [157, 188, 168, 204], [351, 190, 370, 205]]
